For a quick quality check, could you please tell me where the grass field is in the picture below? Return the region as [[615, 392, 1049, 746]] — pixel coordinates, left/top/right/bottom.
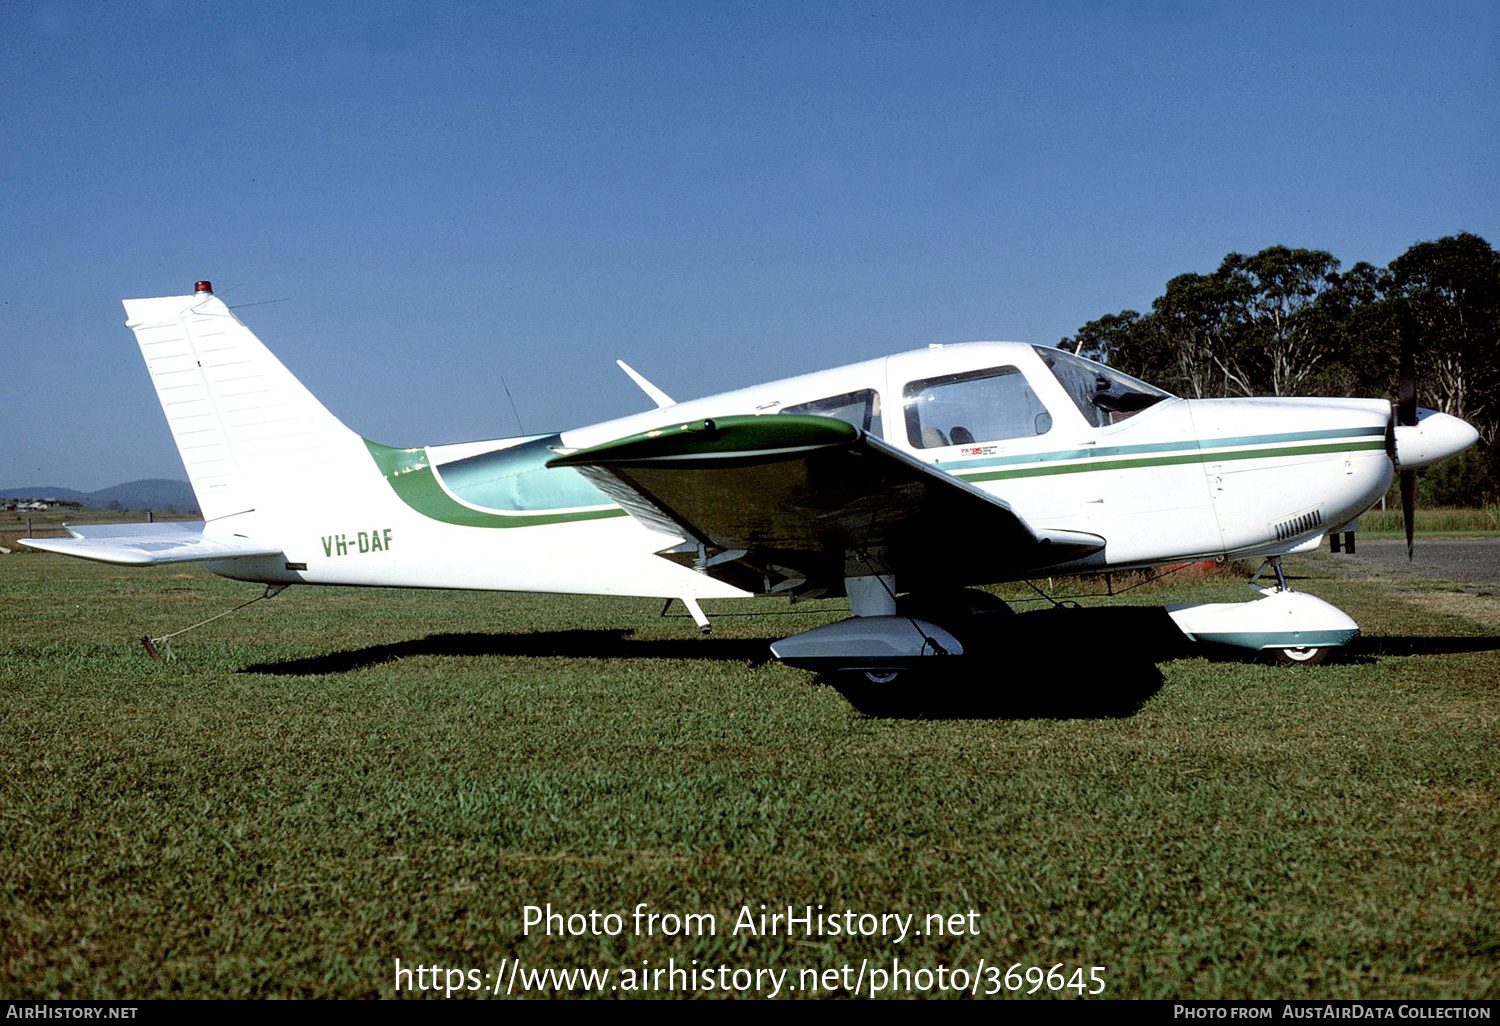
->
[[1, 538, 1496, 1000], [1352, 505, 1500, 535]]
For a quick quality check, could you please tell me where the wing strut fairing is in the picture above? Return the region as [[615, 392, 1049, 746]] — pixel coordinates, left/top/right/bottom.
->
[[549, 414, 1105, 596]]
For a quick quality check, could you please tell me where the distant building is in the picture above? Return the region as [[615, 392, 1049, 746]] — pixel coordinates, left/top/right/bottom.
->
[[4, 498, 81, 511]]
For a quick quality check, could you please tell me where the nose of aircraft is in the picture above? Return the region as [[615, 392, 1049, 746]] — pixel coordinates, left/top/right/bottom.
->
[[1393, 408, 1480, 469]]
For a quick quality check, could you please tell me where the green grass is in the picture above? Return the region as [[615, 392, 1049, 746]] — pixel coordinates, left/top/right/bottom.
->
[[1, 549, 1496, 1000], [1352, 505, 1500, 535]]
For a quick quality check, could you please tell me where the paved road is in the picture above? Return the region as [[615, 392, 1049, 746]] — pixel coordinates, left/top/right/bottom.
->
[[1341, 537, 1500, 586]]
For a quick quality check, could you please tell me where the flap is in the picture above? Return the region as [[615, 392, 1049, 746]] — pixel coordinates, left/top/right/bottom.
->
[[548, 415, 1104, 592]]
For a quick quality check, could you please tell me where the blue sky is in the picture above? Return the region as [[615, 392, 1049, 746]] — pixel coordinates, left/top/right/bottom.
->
[[4, 0, 1497, 490]]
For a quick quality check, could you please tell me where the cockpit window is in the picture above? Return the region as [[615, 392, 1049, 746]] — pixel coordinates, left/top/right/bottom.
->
[[903, 366, 1052, 449], [782, 388, 882, 437], [1033, 346, 1172, 428]]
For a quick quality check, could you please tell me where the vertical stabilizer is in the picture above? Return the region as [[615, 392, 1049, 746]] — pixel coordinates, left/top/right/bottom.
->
[[123, 287, 358, 522]]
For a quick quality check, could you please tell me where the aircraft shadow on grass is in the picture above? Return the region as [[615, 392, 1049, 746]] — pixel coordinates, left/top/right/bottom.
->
[[1345, 635, 1500, 659], [238, 629, 780, 677], [238, 605, 1184, 720], [827, 618, 1500, 718], [820, 605, 1183, 720], [235, 605, 1496, 719], [234, 600, 1500, 720]]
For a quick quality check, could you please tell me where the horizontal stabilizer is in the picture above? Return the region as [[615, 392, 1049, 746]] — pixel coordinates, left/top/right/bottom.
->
[[19, 521, 282, 566]]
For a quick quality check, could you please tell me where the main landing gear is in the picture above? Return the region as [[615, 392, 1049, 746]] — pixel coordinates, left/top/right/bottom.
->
[[769, 584, 1015, 714]]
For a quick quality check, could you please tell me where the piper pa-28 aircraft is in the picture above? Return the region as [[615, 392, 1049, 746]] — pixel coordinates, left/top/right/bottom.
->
[[26, 283, 1479, 696]]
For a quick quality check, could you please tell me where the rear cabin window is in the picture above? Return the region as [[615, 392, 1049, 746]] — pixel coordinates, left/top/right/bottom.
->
[[781, 388, 882, 437], [903, 366, 1052, 449]]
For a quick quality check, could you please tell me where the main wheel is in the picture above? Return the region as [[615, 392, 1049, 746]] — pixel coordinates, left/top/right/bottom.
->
[[1271, 645, 1331, 666], [831, 668, 921, 716]]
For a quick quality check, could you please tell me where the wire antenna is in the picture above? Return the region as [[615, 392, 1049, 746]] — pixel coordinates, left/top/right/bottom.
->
[[225, 297, 293, 311], [501, 376, 525, 435]]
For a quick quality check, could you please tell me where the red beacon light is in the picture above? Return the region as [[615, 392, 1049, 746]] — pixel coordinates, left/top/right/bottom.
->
[[194, 281, 213, 294]]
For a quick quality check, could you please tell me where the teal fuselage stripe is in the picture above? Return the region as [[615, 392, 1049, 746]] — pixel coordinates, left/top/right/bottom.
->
[[944, 432, 1387, 484], [936, 426, 1384, 472], [364, 425, 1387, 529], [1189, 628, 1360, 651]]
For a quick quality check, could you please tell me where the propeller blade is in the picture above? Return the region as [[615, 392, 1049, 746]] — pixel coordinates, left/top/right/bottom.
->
[[1398, 308, 1418, 427], [1401, 469, 1416, 562], [1397, 302, 1417, 560]]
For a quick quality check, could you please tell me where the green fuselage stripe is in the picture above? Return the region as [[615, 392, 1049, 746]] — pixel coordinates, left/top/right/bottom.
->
[[364, 427, 1387, 529], [364, 439, 628, 529], [936, 426, 1384, 473], [956, 439, 1387, 483]]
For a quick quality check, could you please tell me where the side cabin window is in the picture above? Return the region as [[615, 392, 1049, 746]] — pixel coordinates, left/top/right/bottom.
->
[[903, 366, 1051, 449], [781, 388, 883, 437]]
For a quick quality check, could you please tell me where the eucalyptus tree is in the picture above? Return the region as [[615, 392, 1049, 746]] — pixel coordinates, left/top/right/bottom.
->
[[1215, 247, 1341, 396], [1387, 232, 1500, 441]]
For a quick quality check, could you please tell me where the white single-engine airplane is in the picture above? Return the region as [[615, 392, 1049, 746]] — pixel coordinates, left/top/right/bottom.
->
[[26, 283, 1479, 695]]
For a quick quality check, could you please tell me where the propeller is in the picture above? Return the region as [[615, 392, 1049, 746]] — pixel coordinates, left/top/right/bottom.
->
[[1396, 310, 1418, 561], [1382, 322, 1480, 556]]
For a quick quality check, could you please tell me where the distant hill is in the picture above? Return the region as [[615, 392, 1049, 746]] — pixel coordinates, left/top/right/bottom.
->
[[0, 479, 197, 513]]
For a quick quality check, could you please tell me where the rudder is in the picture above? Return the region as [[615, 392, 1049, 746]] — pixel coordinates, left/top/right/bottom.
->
[[124, 284, 359, 522]]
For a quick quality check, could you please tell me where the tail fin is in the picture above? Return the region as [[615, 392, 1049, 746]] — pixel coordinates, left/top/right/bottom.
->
[[124, 286, 358, 522]]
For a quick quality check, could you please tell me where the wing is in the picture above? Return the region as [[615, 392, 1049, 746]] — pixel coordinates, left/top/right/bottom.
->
[[19, 521, 282, 566], [548, 415, 1104, 594]]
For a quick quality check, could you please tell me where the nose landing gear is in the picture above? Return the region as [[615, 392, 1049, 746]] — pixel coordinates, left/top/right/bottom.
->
[[1166, 556, 1355, 665]]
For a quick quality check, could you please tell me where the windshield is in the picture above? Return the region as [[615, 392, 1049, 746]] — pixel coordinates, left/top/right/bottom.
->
[[1033, 346, 1172, 427]]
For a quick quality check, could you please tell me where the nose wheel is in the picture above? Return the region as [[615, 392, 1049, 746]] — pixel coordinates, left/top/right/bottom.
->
[[1249, 558, 1337, 666], [1272, 645, 1332, 666]]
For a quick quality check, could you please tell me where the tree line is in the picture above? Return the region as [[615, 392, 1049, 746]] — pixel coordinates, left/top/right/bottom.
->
[[1061, 232, 1500, 505]]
